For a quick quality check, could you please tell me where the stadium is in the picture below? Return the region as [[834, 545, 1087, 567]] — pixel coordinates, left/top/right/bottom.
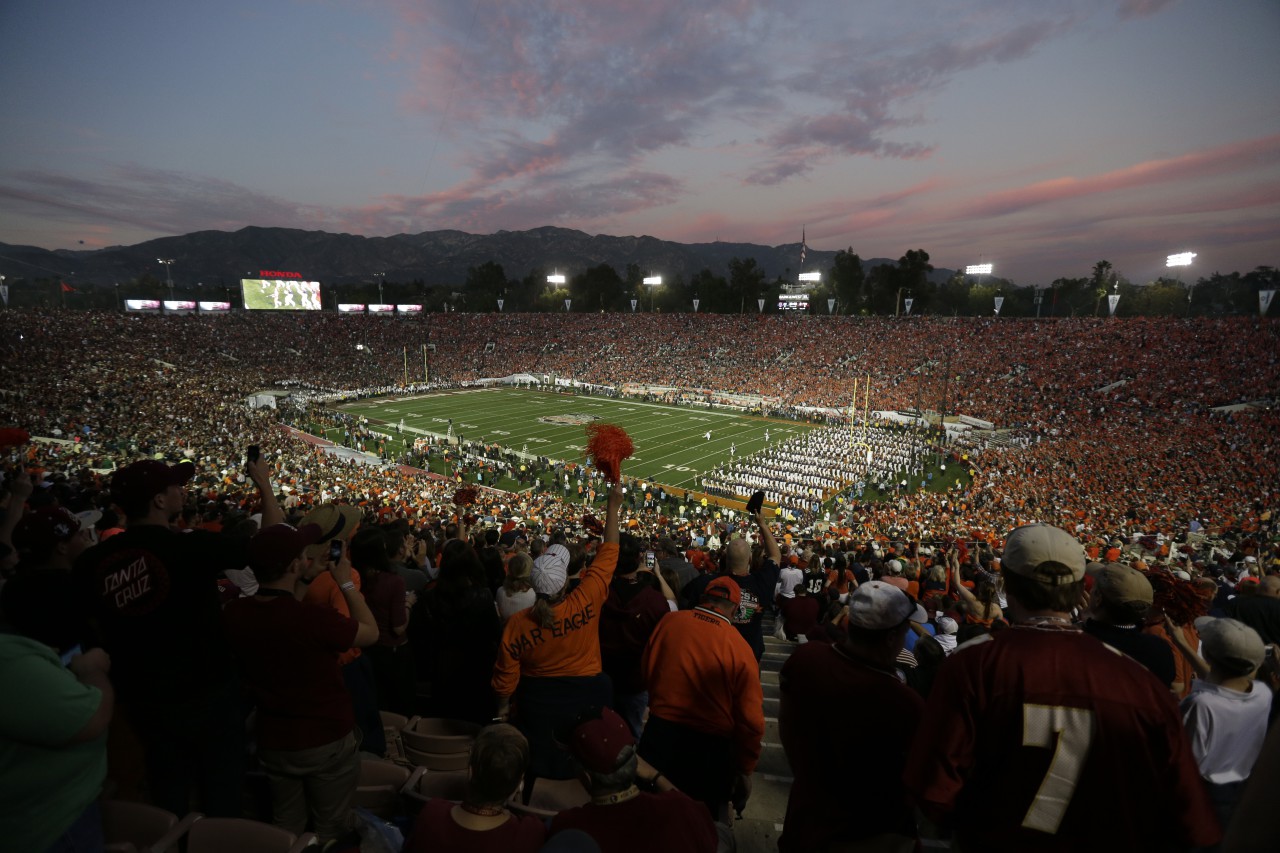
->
[[2, 300, 1277, 851]]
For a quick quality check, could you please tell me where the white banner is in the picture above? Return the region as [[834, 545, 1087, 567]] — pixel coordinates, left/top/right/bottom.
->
[[758, 298, 765, 312], [904, 297, 914, 315], [564, 298, 572, 311], [497, 299, 505, 311], [993, 296, 1005, 316], [692, 298, 700, 312], [1108, 293, 1120, 317], [827, 298, 836, 314], [1260, 289, 1275, 317], [630, 299, 638, 312]]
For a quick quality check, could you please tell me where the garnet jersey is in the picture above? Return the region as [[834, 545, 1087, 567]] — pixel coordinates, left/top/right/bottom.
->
[[904, 626, 1219, 852]]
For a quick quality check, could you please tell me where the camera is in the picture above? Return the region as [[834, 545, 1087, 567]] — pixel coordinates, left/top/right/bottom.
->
[[329, 540, 344, 564], [246, 445, 260, 463]]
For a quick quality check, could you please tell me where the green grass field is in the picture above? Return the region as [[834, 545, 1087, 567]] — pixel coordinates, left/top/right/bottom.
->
[[335, 388, 819, 492]]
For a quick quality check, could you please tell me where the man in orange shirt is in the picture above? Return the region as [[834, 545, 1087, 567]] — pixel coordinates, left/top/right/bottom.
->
[[639, 576, 765, 823]]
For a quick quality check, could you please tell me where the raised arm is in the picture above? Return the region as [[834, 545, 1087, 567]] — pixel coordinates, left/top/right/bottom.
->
[[754, 509, 781, 565], [245, 454, 284, 529]]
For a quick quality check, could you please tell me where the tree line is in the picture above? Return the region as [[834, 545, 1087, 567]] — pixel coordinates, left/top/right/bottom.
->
[[1, 255, 1274, 317]]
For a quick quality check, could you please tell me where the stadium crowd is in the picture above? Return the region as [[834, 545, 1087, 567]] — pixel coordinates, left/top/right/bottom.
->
[[1, 306, 1278, 852]]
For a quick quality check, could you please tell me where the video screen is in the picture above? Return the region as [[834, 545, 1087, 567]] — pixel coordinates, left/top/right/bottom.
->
[[368, 303, 394, 314], [198, 301, 231, 312], [338, 303, 366, 314], [163, 300, 196, 313], [241, 278, 322, 311], [125, 299, 161, 312], [396, 304, 423, 316]]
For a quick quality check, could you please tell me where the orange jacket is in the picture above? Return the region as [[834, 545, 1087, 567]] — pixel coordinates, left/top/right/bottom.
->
[[642, 607, 765, 775], [491, 543, 619, 697]]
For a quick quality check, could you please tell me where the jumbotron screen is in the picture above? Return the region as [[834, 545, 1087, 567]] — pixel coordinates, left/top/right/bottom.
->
[[241, 278, 323, 311]]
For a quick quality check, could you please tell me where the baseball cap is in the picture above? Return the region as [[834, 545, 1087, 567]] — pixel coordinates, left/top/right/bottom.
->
[[1094, 562, 1153, 606], [704, 576, 741, 609], [248, 523, 323, 576], [566, 707, 634, 774], [110, 459, 195, 515], [1194, 616, 1266, 677], [13, 507, 83, 557], [532, 544, 570, 595], [887, 559, 903, 575], [299, 504, 361, 556], [848, 581, 927, 630], [1002, 524, 1086, 586], [937, 616, 959, 635]]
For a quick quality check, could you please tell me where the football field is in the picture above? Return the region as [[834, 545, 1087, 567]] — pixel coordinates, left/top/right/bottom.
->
[[337, 388, 819, 491]]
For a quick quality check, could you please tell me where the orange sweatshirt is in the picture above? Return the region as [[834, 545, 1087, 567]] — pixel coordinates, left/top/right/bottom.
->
[[642, 607, 765, 775], [491, 543, 619, 698]]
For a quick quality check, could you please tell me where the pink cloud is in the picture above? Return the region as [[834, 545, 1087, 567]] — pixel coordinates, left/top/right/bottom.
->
[[962, 134, 1280, 218]]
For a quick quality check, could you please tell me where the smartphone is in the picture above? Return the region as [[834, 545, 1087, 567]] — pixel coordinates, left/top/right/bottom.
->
[[60, 644, 83, 667], [246, 445, 260, 463], [644, 550, 656, 570], [746, 491, 765, 515], [329, 540, 344, 564]]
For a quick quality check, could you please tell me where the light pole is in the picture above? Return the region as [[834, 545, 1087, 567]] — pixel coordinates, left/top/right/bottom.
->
[[643, 274, 661, 312], [157, 258, 175, 299], [373, 272, 385, 305], [1167, 252, 1195, 316]]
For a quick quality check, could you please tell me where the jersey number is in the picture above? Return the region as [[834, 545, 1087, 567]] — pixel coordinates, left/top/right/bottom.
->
[[1021, 704, 1095, 834]]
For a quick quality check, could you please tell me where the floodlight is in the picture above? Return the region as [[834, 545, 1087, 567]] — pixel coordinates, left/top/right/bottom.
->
[[798, 272, 821, 282], [643, 275, 662, 286], [1166, 252, 1196, 267], [965, 264, 993, 275], [547, 273, 566, 285]]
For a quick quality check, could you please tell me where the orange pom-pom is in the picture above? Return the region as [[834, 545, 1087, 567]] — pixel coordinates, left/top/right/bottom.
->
[[453, 486, 478, 506], [585, 423, 634, 483]]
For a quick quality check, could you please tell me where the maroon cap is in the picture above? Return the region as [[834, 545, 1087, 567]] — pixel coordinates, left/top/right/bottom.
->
[[13, 507, 81, 557], [704, 575, 741, 608], [110, 460, 195, 514], [569, 707, 635, 774], [248, 523, 324, 576]]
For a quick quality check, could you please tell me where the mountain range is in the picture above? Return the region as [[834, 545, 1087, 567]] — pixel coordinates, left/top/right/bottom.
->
[[0, 226, 953, 288]]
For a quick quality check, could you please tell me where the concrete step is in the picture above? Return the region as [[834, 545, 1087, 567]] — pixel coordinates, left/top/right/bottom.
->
[[760, 669, 779, 686], [762, 696, 779, 716], [762, 682, 779, 700], [753, 743, 793, 777]]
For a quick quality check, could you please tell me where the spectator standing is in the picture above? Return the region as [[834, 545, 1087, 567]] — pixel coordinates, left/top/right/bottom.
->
[[492, 481, 623, 783], [778, 581, 926, 852], [1081, 562, 1176, 689], [681, 509, 781, 661], [72, 458, 265, 817], [1177, 616, 1272, 835], [904, 523, 1220, 852], [639, 576, 764, 822], [496, 552, 536, 623], [350, 527, 416, 717], [223, 521, 377, 844], [0, 631, 113, 851], [1225, 575, 1280, 646], [655, 537, 697, 599], [299, 503, 385, 757], [599, 535, 672, 738]]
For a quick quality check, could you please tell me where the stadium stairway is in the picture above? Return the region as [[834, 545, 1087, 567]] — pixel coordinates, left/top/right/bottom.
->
[[734, 613, 797, 853]]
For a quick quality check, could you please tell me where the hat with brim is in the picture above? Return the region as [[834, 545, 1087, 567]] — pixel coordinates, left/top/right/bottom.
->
[[110, 459, 195, 514], [849, 581, 927, 630], [1002, 524, 1086, 586], [249, 523, 323, 577], [300, 504, 361, 557]]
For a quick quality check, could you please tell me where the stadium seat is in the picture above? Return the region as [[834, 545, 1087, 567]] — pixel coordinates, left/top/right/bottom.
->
[[506, 777, 590, 818], [400, 766, 469, 810], [399, 716, 480, 754], [401, 742, 471, 771], [184, 817, 315, 853], [354, 759, 411, 818], [101, 800, 199, 853]]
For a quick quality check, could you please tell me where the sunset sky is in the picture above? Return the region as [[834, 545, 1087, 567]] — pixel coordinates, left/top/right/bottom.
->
[[1, 0, 1277, 284]]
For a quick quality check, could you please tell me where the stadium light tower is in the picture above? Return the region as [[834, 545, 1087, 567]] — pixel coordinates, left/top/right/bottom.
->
[[1167, 252, 1196, 313], [157, 258, 175, 299], [547, 272, 567, 287]]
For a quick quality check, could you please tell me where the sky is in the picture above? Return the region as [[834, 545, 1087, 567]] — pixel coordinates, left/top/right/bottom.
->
[[1, 0, 1277, 285]]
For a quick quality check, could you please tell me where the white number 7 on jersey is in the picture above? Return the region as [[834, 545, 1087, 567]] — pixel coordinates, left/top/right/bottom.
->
[[1021, 704, 1096, 833]]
